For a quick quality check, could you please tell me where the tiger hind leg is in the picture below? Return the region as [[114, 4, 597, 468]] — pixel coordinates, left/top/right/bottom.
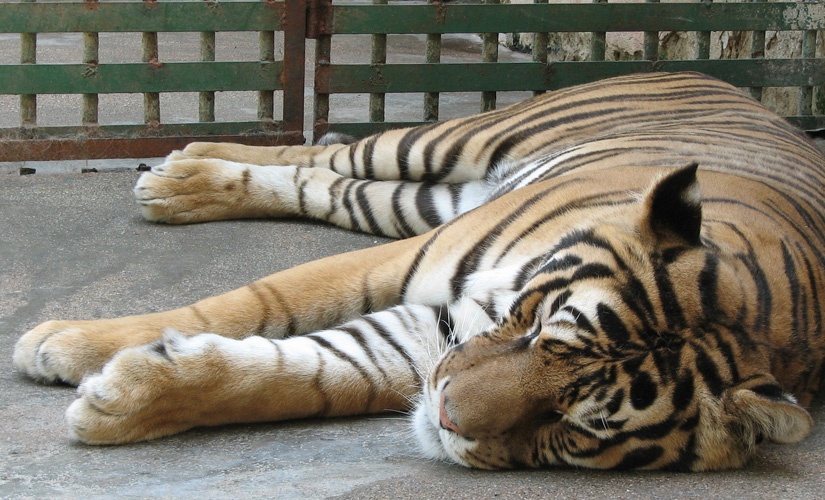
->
[[67, 305, 444, 444], [135, 158, 490, 237]]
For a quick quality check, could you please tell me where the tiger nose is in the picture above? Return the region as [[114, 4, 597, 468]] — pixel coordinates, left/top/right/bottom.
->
[[439, 391, 465, 435]]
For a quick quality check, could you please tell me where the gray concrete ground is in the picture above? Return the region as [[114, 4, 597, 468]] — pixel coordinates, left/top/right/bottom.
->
[[3, 18, 825, 500], [3, 171, 825, 500]]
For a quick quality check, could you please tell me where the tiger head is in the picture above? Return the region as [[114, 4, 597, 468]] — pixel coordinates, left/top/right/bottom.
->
[[414, 164, 813, 471]]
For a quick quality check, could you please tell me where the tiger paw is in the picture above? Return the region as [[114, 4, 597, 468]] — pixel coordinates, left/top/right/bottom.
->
[[66, 330, 207, 444], [14, 320, 116, 385], [134, 159, 298, 224]]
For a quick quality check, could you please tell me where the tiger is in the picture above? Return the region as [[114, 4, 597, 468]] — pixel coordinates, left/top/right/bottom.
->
[[12, 71, 825, 471]]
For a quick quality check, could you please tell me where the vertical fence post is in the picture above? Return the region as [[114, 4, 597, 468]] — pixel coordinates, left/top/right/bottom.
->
[[311, 0, 332, 142], [370, 0, 387, 123], [749, 0, 766, 101], [200, 30, 216, 123], [83, 0, 99, 130], [258, 30, 275, 125], [590, 0, 607, 63], [142, 9, 161, 127], [695, 0, 711, 60], [424, 0, 442, 121], [798, 29, 817, 116], [20, 0, 37, 129], [482, 0, 500, 112], [644, 0, 659, 61], [282, 0, 307, 142], [532, 0, 548, 97]]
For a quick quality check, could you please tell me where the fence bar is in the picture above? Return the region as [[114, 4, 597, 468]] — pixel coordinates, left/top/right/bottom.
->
[[330, 3, 825, 34], [0, 2, 285, 33], [2, 62, 285, 95], [370, 0, 387, 123], [200, 31, 216, 122], [644, 0, 660, 60], [20, 0, 36, 128], [695, 0, 712, 59], [282, 0, 307, 140], [318, 59, 825, 94], [142, 30, 160, 126], [83, 31, 99, 127], [481, 0, 500, 112], [82, 0, 99, 129], [798, 29, 817, 115], [258, 30, 275, 124], [532, 0, 549, 97], [750, 0, 766, 101], [590, 0, 607, 62], [424, 0, 441, 121], [313, 7, 332, 142]]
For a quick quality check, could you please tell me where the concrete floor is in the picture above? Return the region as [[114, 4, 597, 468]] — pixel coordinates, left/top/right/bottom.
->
[[3, 168, 825, 500], [3, 17, 825, 500]]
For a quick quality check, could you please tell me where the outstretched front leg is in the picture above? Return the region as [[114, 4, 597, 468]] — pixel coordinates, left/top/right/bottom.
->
[[67, 304, 448, 444], [13, 237, 424, 385], [134, 158, 490, 237]]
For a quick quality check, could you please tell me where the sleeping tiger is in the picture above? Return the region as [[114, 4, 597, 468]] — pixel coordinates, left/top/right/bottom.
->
[[13, 72, 825, 471]]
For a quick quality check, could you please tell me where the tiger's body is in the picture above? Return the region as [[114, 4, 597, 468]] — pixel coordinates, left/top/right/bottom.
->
[[13, 72, 825, 471]]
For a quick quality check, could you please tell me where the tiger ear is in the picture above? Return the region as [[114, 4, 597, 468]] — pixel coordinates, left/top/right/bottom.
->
[[641, 163, 703, 246], [723, 378, 812, 446]]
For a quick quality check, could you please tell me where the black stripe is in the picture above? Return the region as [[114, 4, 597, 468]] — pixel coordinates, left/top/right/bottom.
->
[[797, 247, 822, 339], [339, 180, 360, 230], [354, 181, 383, 234], [363, 315, 419, 372], [572, 263, 614, 282], [247, 282, 273, 337], [537, 254, 582, 276], [414, 183, 442, 228], [547, 290, 573, 317], [692, 342, 724, 397], [312, 351, 330, 416], [432, 306, 458, 346], [241, 168, 251, 193], [259, 282, 298, 337], [400, 226, 446, 300], [306, 333, 377, 406], [597, 303, 630, 345], [397, 123, 441, 180], [325, 177, 347, 221], [614, 445, 665, 470], [651, 255, 686, 332], [389, 183, 417, 238], [337, 325, 391, 381], [295, 168, 308, 216], [561, 305, 596, 334], [361, 135, 379, 179], [781, 241, 801, 344]]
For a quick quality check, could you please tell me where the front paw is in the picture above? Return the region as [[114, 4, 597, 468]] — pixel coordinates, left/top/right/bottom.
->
[[67, 331, 214, 444], [134, 159, 245, 223], [134, 159, 297, 223], [14, 321, 109, 385]]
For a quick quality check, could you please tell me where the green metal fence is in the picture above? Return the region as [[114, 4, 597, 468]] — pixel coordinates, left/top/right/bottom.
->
[[0, 0, 307, 160], [313, 0, 825, 138], [1, 0, 825, 162]]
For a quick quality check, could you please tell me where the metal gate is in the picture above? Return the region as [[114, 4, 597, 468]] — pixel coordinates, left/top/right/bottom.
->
[[2, 0, 825, 162]]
